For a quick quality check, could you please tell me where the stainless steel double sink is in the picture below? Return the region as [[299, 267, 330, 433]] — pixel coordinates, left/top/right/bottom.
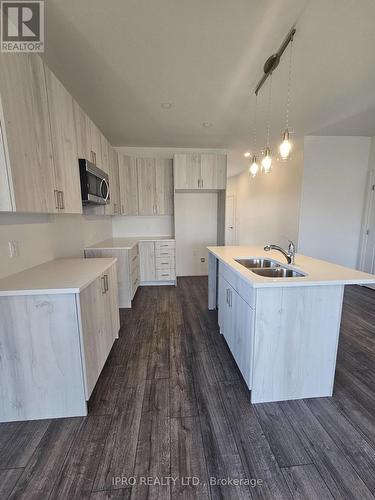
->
[[234, 258, 306, 278]]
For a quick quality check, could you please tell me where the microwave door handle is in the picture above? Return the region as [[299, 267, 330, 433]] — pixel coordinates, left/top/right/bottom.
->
[[100, 178, 110, 202]]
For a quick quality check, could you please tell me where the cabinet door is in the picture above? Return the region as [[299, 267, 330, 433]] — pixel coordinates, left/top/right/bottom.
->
[[79, 276, 105, 398], [73, 100, 90, 160], [119, 154, 139, 215], [137, 158, 156, 215], [155, 158, 173, 215], [106, 146, 120, 215], [103, 264, 120, 350], [44, 65, 82, 214], [218, 273, 227, 335], [139, 241, 156, 281], [88, 119, 102, 167], [100, 134, 110, 174], [201, 153, 227, 190], [233, 291, 254, 388], [174, 153, 201, 190], [0, 54, 56, 213]]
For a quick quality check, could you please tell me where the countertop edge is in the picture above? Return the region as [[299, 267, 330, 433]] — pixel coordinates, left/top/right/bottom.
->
[[0, 257, 118, 297], [208, 247, 375, 288]]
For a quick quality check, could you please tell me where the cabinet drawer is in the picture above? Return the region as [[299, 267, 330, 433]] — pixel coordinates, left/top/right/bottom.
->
[[219, 261, 255, 309], [156, 256, 175, 270], [156, 248, 175, 258], [156, 269, 176, 281], [155, 240, 175, 251]]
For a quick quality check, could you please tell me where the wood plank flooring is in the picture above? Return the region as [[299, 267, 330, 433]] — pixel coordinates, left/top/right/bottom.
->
[[0, 279, 375, 499]]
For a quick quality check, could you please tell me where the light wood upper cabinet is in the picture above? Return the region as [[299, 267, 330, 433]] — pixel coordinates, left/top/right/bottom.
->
[[155, 159, 173, 215], [44, 65, 82, 214], [201, 153, 227, 190], [174, 153, 201, 190], [0, 54, 56, 213], [87, 119, 102, 168], [105, 146, 120, 215], [73, 101, 90, 160], [137, 157, 156, 215], [119, 154, 139, 215], [100, 134, 110, 174], [174, 153, 227, 191], [137, 157, 174, 215]]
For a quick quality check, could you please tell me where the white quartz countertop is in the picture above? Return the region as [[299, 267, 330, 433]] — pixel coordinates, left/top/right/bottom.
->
[[85, 236, 175, 250], [0, 258, 117, 296], [208, 245, 375, 288]]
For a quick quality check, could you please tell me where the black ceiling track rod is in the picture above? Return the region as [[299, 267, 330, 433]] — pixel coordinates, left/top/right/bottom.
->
[[254, 26, 296, 96]]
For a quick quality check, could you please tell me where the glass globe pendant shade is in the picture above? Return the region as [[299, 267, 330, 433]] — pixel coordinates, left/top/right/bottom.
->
[[279, 129, 292, 160], [249, 155, 259, 178], [261, 147, 272, 173]]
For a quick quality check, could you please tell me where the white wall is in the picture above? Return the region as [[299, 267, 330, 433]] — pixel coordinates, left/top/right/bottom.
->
[[228, 151, 303, 248], [175, 192, 218, 276], [0, 213, 112, 279], [112, 215, 173, 237], [298, 136, 371, 267]]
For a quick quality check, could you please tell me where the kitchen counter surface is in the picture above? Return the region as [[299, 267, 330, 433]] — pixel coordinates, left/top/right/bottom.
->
[[86, 236, 175, 250], [208, 245, 375, 288], [0, 258, 117, 296]]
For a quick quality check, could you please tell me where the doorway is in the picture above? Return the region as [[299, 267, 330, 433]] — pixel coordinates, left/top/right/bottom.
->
[[359, 171, 375, 283], [225, 195, 236, 245]]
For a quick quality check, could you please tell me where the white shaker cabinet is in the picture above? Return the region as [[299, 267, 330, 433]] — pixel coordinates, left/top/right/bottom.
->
[[0, 53, 56, 213]]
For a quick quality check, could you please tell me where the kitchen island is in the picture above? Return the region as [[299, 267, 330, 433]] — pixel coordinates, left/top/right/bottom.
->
[[208, 246, 375, 403]]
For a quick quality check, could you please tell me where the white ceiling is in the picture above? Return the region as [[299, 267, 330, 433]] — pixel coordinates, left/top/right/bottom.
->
[[44, 0, 375, 175]]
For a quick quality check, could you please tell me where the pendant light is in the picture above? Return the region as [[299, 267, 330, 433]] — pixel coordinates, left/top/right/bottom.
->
[[279, 37, 294, 160], [249, 95, 259, 178], [261, 74, 273, 173]]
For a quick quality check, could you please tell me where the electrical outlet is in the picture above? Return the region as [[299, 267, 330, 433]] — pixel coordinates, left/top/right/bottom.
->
[[8, 241, 20, 258], [201, 257, 205, 263]]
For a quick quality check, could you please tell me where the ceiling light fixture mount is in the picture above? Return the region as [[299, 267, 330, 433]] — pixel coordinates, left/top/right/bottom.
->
[[160, 102, 173, 109], [202, 122, 213, 128], [254, 27, 296, 97]]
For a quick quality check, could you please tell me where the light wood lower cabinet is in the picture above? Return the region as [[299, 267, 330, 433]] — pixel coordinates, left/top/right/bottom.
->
[[218, 271, 254, 388], [78, 266, 119, 398], [0, 262, 119, 422], [85, 246, 140, 308], [139, 241, 156, 281]]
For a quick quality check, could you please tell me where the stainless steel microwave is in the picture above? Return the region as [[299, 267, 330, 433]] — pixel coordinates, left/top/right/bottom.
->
[[79, 159, 110, 205]]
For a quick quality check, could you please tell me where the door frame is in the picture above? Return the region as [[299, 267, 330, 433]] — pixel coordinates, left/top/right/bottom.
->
[[225, 194, 237, 245], [358, 170, 375, 271]]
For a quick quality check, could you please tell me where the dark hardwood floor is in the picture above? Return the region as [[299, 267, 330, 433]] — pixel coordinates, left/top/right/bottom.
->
[[1, 279, 375, 499]]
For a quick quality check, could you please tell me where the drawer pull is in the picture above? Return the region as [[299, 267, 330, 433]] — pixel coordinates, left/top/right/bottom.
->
[[162, 273, 169, 277], [161, 262, 169, 265], [132, 255, 137, 262], [133, 279, 138, 286], [160, 252, 169, 255]]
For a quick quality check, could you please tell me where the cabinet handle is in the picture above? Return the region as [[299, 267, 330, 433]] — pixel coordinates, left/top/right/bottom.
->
[[133, 278, 138, 286], [104, 274, 109, 292], [101, 276, 106, 294], [226, 289, 229, 304], [201, 178, 204, 188], [161, 262, 169, 265], [160, 244, 169, 247], [60, 191, 65, 209], [54, 190, 60, 209], [121, 204, 124, 214], [198, 179, 200, 188], [229, 290, 232, 308], [132, 255, 137, 262], [91, 150, 97, 165], [162, 273, 169, 277]]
